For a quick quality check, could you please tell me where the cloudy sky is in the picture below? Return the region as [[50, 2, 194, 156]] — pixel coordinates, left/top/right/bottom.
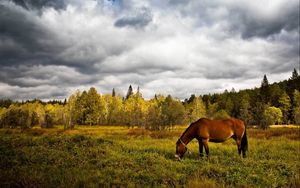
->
[[0, 0, 299, 100]]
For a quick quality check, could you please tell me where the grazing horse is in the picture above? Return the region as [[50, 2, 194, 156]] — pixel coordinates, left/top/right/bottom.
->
[[175, 118, 248, 160]]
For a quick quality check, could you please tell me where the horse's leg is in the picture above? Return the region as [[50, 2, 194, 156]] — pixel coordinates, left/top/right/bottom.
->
[[202, 139, 209, 158], [198, 139, 204, 158], [236, 138, 242, 156]]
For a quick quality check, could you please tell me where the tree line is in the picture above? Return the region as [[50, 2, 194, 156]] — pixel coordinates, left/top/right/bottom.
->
[[0, 69, 299, 130]]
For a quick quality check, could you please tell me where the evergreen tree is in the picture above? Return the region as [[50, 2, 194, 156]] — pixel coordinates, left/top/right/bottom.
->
[[269, 84, 283, 107], [253, 102, 268, 129], [187, 94, 196, 104], [260, 74, 270, 103], [126, 85, 134, 100], [291, 68, 299, 80], [112, 88, 116, 97], [136, 86, 143, 98], [0, 99, 13, 108], [238, 93, 253, 126]]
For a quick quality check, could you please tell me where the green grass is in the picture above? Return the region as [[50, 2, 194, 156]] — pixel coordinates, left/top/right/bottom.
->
[[0, 126, 299, 187]]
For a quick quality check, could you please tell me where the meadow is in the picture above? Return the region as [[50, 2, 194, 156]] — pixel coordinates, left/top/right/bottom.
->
[[0, 126, 299, 188]]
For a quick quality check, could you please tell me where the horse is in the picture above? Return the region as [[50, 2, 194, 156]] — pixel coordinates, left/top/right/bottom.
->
[[175, 118, 248, 160]]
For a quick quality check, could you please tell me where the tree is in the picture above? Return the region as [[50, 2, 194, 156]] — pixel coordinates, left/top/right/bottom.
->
[[278, 92, 291, 124], [0, 104, 37, 129], [269, 84, 283, 107], [253, 102, 268, 129], [206, 101, 218, 119], [85, 87, 107, 125], [43, 104, 55, 128], [136, 86, 141, 97], [27, 102, 45, 127], [126, 85, 134, 100], [76, 90, 87, 124], [238, 93, 253, 126], [64, 93, 78, 129], [185, 95, 206, 123], [287, 69, 300, 99], [216, 90, 234, 116], [43, 112, 54, 128], [293, 90, 300, 124], [105, 94, 123, 125], [291, 68, 299, 80], [112, 88, 116, 97], [52, 104, 65, 125], [0, 108, 7, 128], [260, 74, 270, 103], [161, 95, 185, 129], [0, 99, 13, 108], [132, 90, 147, 128], [145, 95, 165, 130], [264, 106, 283, 126], [123, 95, 135, 127], [213, 110, 231, 120]]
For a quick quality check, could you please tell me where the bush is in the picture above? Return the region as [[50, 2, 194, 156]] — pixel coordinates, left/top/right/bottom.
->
[[264, 106, 283, 125]]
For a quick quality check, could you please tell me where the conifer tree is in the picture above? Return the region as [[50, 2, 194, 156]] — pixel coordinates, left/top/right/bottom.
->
[[291, 68, 299, 80], [112, 88, 116, 97], [260, 74, 270, 103], [126, 85, 133, 100]]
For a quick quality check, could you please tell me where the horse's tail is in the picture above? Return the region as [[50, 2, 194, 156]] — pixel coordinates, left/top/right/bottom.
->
[[241, 128, 248, 153]]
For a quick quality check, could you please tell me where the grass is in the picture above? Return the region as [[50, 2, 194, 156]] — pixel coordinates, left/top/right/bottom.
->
[[0, 126, 299, 187]]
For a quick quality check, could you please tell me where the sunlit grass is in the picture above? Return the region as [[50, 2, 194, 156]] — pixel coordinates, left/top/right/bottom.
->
[[0, 126, 299, 187]]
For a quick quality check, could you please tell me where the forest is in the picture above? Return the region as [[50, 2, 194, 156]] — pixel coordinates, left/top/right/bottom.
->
[[0, 69, 300, 187], [0, 69, 299, 130]]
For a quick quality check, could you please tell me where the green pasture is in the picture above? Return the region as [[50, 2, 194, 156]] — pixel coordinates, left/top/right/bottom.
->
[[0, 126, 299, 187]]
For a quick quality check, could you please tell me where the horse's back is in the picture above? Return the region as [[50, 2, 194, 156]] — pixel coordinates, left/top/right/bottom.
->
[[196, 118, 245, 141]]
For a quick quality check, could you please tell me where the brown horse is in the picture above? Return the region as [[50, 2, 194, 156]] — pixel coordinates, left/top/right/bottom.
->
[[175, 118, 248, 160]]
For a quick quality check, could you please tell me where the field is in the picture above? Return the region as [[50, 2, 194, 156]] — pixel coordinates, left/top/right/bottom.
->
[[0, 126, 299, 188]]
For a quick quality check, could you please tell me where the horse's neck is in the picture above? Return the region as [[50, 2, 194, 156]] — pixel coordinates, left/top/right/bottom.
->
[[181, 126, 196, 145]]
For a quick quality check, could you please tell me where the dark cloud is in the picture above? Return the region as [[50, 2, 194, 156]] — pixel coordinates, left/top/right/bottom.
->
[[0, 0, 299, 100], [0, 3, 64, 67], [114, 7, 152, 28], [230, 4, 299, 39], [11, 0, 66, 10], [167, 0, 299, 39]]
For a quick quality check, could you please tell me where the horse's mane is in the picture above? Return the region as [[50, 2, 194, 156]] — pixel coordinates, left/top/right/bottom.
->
[[180, 118, 208, 138]]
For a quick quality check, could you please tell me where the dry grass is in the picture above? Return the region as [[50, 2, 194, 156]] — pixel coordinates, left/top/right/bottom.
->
[[1, 125, 299, 140], [248, 127, 300, 140], [0, 125, 299, 187]]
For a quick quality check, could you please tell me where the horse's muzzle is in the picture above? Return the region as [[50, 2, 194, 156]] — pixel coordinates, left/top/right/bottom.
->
[[174, 154, 181, 161]]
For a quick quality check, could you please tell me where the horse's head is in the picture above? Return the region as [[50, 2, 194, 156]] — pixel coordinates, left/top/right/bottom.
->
[[175, 139, 187, 161]]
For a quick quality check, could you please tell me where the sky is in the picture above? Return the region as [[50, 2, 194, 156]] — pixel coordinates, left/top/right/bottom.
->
[[0, 0, 299, 100]]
